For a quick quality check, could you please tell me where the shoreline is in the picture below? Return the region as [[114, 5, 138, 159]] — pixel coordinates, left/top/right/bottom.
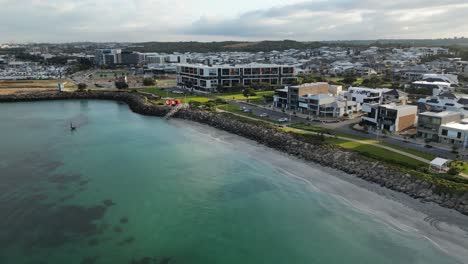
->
[[171, 118, 468, 263], [1, 91, 468, 217]]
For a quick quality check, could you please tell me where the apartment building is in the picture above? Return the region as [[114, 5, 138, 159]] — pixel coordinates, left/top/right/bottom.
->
[[95, 49, 121, 66], [287, 83, 330, 110], [298, 94, 358, 117], [362, 104, 417, 132], [417, 111, 461, 141], [176, 63, 297, 92]]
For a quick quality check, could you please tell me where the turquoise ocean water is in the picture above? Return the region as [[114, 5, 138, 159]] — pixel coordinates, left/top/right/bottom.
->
[[0, 100, 463, 264]]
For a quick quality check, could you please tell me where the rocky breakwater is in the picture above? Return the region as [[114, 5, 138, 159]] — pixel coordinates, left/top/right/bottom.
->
[[1, 91, 468, 215], [176, 109, 468, 216]]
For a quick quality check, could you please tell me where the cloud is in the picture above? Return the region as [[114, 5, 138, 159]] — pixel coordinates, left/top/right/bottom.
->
[[185, 0, 468, 40], [0, 0, 467, 42]]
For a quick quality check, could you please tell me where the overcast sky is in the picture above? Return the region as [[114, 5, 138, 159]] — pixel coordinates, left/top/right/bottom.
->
[[0, 0, 467, 43]]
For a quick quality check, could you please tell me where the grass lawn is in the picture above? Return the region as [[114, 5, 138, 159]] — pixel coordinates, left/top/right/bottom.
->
[[216, 91, 274, 101], [326, 138, 427, 168], [0, 80, 76, 89], [290, 123, 435, 161], [140, 87, 211, 103]]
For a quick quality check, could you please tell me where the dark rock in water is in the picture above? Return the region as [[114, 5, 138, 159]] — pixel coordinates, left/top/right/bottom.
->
[[102, 199, 115, 207], [120, 217, 129, 224], [81, 256, 99, 264], [113, 226, 123, 233], [88, 238, 99, 246]]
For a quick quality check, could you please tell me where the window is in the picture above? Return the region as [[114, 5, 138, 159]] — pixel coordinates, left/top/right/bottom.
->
[[222, 69, 230, 76], [458, 132, 462, 139], [199, 69, 204, 76], [244, 68, 252, 75], [442, 129, 448, 136]]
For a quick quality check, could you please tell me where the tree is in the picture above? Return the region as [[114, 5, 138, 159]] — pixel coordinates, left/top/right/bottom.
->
[[77, 83, 87, 91], [243, 88, 257, 101], [143, 77, 156, 86], [342, 76, 357, 85], [115, 81, 129, 89]]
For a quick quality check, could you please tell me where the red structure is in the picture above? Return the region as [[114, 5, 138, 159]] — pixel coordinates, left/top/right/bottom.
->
[[165, 99, 182, 106]]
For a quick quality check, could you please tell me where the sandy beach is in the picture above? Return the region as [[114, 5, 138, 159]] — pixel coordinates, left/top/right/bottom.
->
[[172, 118, 468, 264]]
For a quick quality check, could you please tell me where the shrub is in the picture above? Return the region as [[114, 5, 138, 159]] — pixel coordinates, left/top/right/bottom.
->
[[77, 83, 87, 90], [115, 81, 129, 89], [143, 78, 156, 86]]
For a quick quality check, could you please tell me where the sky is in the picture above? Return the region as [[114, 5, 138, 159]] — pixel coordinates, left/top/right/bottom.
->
[[0, 0, 467, 43]]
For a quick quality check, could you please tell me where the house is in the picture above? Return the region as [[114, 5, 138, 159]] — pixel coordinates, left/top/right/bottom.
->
[[383, 89, 408, 105], [417, 111, 461, 142], [410, 81, 453, 96], [283, 82, 330, 110], [422, 74, 459, 85], [345, 87, 390, 106], [417, 93, 468, 116], [438, 119, 468, 148], [298, 94, 358, 117], [362, 104, 417, 132]]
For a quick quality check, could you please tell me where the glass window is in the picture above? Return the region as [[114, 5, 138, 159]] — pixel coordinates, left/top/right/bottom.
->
[[442, 129, 448, 136]]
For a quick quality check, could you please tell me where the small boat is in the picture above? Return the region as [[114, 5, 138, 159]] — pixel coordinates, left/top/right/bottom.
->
[[70, 122, 76, 131]]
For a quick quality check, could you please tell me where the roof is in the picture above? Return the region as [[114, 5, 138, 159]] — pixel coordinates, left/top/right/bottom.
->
[[430, 158, 450, 167], [439, 92, 457, 99], [440, 122, 468, 131], [384, 89, 408, 97], [457, 98, 468, 105], [419, 111, 460, 118], [380, 104, 417, 111]]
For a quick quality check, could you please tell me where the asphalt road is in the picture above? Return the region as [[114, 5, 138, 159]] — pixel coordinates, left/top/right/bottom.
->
[[233, 100, 455, 159], [232, 101, 304, 124]]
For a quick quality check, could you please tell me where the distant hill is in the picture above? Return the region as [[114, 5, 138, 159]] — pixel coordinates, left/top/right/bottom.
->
[[124, 38, 468, 53], [127, 40, 322, 53]]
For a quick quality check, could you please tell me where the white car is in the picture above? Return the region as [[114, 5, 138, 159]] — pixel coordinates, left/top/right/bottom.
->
[[259, 113, 269, 117], [278, 117, 289, 122]]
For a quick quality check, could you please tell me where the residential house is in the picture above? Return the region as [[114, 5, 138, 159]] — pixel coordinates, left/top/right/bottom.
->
[[345, 87, 390, 106], [362, 104, 417, 132], [439, 120, 468, 148], [298, 94, 358, 117], [383, 89, 408, 105], [417, 111, 461, 142]]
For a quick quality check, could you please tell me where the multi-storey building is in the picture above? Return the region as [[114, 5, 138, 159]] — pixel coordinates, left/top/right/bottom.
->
[[95, 49, 121, 66], [176, 63, 297, 92], [417, 111, 461, 141], [362, 104, 418, 132]]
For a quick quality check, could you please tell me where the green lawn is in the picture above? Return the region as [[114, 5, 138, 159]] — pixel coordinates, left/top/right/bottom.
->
[[290, 123, 435, 161], [326, 138, 427, 168], [216, 91, 274, 101], [140, 87, 211, 103]]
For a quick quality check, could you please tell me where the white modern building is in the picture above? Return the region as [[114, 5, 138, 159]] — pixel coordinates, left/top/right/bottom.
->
[[176, 63, 297, 92], [344, 87, 391, 106]]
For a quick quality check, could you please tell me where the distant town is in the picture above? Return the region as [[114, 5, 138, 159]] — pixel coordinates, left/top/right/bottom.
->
[[2, 40, 468, 171]]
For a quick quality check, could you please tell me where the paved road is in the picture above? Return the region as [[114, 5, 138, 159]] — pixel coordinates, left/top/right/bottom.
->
[[231, 101, 304, 124], [230, 100, 454, 159]]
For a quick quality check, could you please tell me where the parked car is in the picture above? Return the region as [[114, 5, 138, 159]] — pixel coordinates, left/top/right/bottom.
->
[[278, 117, 289, 122], [239, 106, 246, 111], [259, 113, 269, 117], [243, 108, 252, 113]]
